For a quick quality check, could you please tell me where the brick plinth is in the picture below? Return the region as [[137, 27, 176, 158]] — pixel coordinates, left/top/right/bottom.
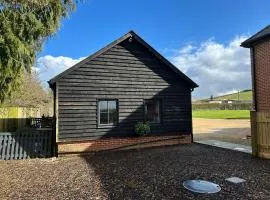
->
[[58, 134, 191, 154]]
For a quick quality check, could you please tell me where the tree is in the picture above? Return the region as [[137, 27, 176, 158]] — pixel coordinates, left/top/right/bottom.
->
[[0, 0, 76, 102], [4, 71, 54, 115], [5, 71, 49, 106]]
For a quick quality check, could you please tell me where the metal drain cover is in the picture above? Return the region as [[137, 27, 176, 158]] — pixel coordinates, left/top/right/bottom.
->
[[226, 177, 246, 184], [183, 180, 221, 194]]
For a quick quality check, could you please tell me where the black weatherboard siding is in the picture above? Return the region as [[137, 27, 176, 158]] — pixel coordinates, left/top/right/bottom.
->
[[49, 31, 198, 142]]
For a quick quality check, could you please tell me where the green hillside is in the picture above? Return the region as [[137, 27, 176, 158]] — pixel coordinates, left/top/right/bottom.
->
[[214, 90, 252, 101], [195, 89, 252, 102]]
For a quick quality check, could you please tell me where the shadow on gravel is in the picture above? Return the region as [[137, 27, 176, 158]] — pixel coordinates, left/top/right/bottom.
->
[[81, 143, 270, 200]]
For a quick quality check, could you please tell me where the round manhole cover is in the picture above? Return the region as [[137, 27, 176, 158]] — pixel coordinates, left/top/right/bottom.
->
[[183, 180, 221, 194]]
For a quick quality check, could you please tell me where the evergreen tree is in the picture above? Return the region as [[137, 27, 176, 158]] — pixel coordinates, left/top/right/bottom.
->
[[0, 0, 76, 102]]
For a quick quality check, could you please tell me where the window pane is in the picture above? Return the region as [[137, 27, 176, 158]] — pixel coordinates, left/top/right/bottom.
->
[[155, 100, 160, 123], [109, 110, 117, 124], [108, 101, 116, 110], [146, 100, 155, 122], [108, 101, 117, 124], [100, 113, 108, 124], [99, 101, 107, 113], [145, 100, 160, 123]]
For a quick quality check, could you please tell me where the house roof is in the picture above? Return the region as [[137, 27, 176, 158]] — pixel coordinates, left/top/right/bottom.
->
[[241, 25, 270, 48], [48, 31, 198, 88]]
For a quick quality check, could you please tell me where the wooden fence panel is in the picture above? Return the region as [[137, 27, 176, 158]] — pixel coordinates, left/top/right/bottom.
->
[[250, 111, 270, 159], [0, 129, 53, 160]]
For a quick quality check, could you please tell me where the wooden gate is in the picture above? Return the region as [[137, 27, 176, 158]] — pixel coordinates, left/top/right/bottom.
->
[[0, 128, 53, 160], [250, 111, 270, 159]]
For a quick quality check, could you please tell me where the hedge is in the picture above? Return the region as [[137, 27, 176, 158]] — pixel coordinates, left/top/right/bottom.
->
[[192, 103, 252, 110]]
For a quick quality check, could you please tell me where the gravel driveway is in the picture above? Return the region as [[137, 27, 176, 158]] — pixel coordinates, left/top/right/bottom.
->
[[193, 119, 251, 145], [1, 144, 270, 200]]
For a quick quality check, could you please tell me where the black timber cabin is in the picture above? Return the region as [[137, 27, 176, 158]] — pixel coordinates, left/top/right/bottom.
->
[[48, 31, 198, 153]]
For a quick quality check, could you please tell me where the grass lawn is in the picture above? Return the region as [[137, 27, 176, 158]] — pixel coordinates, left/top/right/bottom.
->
[[193, 110, 250, 119]]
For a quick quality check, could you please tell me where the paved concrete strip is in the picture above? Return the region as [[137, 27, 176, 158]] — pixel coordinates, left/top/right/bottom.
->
[[193, 118, 250, 135], [195, 139, 252, 154]]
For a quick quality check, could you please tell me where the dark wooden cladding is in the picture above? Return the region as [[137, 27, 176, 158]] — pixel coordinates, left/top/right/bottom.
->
[[56, 39, 193, 142]]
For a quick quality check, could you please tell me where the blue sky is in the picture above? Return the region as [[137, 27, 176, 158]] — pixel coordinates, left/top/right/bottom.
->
[[37, 0, 270, 98]]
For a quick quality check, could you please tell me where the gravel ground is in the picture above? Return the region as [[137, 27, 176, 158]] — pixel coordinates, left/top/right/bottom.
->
[[1, 144, 270, 200]]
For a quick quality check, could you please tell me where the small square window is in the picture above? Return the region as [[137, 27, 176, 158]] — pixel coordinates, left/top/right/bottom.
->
[[144, 99, 162, 123], [98, 100, 118, 126]]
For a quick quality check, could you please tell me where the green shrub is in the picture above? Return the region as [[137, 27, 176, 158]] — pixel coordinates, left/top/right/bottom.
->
[[135, 122, 150, 136]]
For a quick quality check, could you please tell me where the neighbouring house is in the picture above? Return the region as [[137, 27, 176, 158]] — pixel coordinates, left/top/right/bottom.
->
[[241, 25, 270, 158], [0, 106, 41, 132], [208, 100, 223, 104], [209, 100, 252, 104], [48, 31, 198, 154], [241, 25, 270, 111]]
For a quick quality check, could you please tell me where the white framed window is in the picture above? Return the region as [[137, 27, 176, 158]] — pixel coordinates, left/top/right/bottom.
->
[[98, 99, 118, 126]]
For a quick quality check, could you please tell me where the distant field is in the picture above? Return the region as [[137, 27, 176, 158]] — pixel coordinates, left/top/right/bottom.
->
[[194, 90, 252, 103], [214, 90, 252, 101], [192, 110, 250, 119]]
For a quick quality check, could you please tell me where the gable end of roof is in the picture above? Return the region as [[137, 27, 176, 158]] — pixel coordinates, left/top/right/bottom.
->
[[48, 31, 198, 88]]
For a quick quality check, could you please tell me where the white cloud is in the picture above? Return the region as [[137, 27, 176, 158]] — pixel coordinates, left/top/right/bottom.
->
[[179, 44, 195, 54], [36, 36, 251, 99], [36, 55, 86, 84], [170, 36, 251, 99]]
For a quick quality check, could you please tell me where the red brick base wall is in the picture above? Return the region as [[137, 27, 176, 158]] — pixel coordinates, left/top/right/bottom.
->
[[58, 134, 191, 154]]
